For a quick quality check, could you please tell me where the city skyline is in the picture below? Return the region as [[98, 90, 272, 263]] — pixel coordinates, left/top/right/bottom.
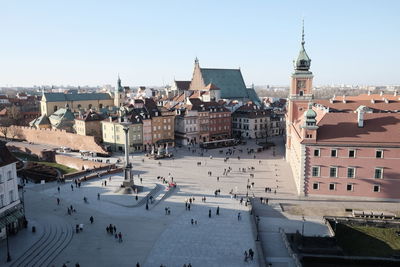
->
[[1, 0, 400, 87]]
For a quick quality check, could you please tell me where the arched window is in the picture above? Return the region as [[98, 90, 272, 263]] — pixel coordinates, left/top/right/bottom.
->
[[99, 103, 103, 109], [54, 105, 58, 112], [88, 104, 92, 109], [299, 91, 304, 96]]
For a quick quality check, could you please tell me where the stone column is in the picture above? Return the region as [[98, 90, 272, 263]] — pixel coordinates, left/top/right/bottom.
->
[[122, 123, 133, 187]]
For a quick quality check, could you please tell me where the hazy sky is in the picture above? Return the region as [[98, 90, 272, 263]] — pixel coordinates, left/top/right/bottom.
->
[[1, 0, 399, 87]]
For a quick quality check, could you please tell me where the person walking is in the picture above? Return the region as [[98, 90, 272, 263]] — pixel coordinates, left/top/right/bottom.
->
[[238, 212, 241, 221], [71, 184, 74, 191], [90, 216, 94, 224], [249, 248, 254, 260], [57, 198, 60, 205], [57, 186, 60, 193], [209, 209, 211, 218], [97, 193, 100, 200], [136, 262, 140, 267], [216, 206, 220, 215], [118, 232, 123, 242], [244, 250, 248, 262]]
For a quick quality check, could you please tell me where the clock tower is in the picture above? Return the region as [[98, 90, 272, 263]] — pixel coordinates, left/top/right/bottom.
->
[[286, 21, 314, 162]]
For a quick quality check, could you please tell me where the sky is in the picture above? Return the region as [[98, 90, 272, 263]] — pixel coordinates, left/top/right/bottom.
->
[[1, 0, 399, 87]]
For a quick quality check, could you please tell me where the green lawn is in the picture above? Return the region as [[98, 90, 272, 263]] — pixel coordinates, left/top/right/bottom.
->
[[12, 151, 39, 161], [34, 161, 77, 174], [12, 151, 77, 174], [335, 223, 400, 257]]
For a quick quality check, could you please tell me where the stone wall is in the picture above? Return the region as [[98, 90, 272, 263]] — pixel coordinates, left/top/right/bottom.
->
[[55, 154, 108, 170], [2, 126, 108, 154]]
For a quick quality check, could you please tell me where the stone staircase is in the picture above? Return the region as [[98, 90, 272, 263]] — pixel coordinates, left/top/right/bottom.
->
[[10, 217, 73, 267]]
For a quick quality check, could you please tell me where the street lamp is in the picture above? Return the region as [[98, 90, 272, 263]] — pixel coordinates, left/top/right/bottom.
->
[[6, 223, 11, 262], [301, 215, 305, 247]]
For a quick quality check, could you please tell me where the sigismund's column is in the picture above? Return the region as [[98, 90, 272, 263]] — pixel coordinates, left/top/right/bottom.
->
[[121, 122, 134, 187]]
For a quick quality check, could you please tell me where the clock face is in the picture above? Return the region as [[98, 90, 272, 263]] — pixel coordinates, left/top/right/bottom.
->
[[297, 80, 305, 89]]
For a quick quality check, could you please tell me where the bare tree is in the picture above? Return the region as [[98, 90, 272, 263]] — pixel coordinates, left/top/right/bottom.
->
[[7, 105, 23, 125], [9, 125, 23, 140], [0, 122, 11, 140]]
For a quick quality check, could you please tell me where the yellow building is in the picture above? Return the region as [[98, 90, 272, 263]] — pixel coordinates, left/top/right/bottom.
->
[[41, 92, 114, 116], [101, 117, 143, 153]]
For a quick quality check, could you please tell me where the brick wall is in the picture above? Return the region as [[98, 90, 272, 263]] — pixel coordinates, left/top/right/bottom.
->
[[55, 154, 109, 170], [2, 126, 108, 154]]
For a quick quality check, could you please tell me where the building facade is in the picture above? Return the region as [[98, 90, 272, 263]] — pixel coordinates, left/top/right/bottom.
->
[[286, 25, 400, 200], [232, 103, 269, 139], [0, 142, 25, 239]]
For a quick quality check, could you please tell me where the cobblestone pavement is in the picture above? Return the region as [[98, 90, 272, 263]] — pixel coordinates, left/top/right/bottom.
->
[[5, 139, 277, 267]]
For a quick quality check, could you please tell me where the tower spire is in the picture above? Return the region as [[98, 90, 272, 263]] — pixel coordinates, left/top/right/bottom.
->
[[301, 19, 305, 46]]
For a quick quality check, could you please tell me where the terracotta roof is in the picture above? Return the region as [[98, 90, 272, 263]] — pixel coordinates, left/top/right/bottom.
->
[[0, 141, 18, 167], [235, 102, 261, 112], [333, 93, 399, 101], [175, 81, 191, 91], [189, 91, 201, 99], [205, 83, 220, 91], [316, 99, 400, 112], [315, 113, 400, 146]]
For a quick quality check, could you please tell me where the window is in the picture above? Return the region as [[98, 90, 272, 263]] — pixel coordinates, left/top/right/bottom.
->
[[347, 167, 355, 178], [331, 149, 337, 157], [311, 166, 320, 177], [374, 168, 383, 179], [313, 149, 320, 157], [0, 174, 2, 183], [153, 126, 157, 131], [376, 150, 383, 158], [348, 150, 355, 158], [88, 104, 92, 109], [0, 194, 4, 207], [9, 190, 14, 202], [306, 134, 312, 138], [7, 171, 12, 180], [54, 105, 58, 112], [347, 184, 354, 191], [312, 183, 319, 190], [329, 183, 336, 191], [373, 185, 380, 192], [329, 167, 338, 178]]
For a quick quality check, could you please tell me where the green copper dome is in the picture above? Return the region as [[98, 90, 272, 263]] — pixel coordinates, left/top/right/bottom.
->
[[295, 21, 311, 71]]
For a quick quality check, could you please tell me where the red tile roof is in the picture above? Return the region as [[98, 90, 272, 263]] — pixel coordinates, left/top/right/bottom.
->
[[315, 113, 400, 146], [316, 99, 400, 112], [175, 81, 191, 91], [0, 141, 18, 167]]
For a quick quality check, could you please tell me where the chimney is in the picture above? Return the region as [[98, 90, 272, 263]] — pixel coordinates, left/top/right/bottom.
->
[[342, 95, 346, 103], [394, 90, 398, 96], [380, 91, 384, 96], [357, 109, 364, 128], [368, 90, 371, 95], [109, 116, 112, 122], [384, 98, 389, 104], [371, 99, 375, 104]]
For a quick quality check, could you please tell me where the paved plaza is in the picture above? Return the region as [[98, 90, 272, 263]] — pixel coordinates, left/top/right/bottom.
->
[[3, 139, 279, 266], [4, 137, 399, 266]]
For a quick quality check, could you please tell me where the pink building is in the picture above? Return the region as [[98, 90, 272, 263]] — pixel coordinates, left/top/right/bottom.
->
[[286, 25, 400, 200]]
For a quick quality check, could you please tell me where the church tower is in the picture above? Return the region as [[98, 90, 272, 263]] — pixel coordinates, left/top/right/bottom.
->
[[114, 75, 124, 107]]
